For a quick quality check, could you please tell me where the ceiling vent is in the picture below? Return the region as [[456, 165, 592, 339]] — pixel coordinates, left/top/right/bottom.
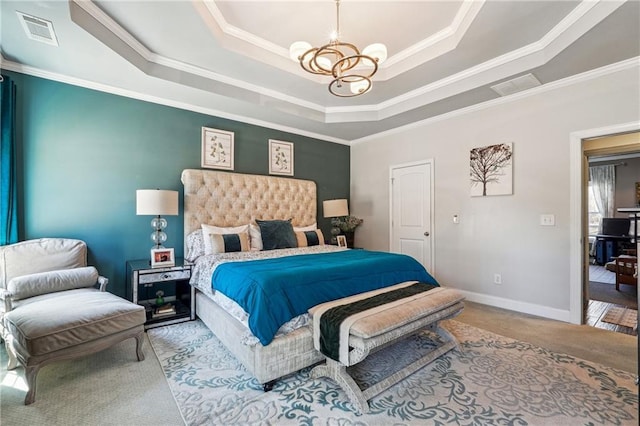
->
[[490, 73, 541, 97], [16, 11, 59, 47]]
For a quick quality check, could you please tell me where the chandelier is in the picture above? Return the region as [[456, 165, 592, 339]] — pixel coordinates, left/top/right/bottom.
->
[[288, 0, 387, 97]]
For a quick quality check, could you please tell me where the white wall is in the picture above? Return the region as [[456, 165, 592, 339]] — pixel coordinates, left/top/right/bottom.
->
[[351, 64, 640, 320]]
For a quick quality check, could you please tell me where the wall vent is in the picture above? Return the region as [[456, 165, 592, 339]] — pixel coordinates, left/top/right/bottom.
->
[[490, 73, 541, 97], [16, 11, 59, 46]]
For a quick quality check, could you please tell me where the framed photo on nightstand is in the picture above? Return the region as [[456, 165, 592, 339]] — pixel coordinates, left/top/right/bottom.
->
[[336, 235, 347, 248], [151, 248, 175, 268]]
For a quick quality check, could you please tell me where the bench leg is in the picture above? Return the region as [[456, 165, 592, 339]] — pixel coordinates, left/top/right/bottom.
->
[[311, 360, 369, 414], [311, 322, 460, 415]]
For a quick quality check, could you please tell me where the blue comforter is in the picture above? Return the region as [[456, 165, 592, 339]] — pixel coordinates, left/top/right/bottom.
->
[[212, 250, 438, 345]]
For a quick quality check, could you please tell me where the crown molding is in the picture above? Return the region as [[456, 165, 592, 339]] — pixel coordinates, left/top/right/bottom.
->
[[351, 57, 640, 145], [0, 58, 350, 146]]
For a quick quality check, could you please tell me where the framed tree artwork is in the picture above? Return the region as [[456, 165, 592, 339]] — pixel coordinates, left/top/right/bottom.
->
[[470, 142, 513, 196], [201, 127, 234, 170], [269, 139, 294, 176]]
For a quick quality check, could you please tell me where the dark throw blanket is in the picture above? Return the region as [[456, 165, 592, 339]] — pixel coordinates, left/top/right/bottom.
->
[[318, 282, 438, 362]]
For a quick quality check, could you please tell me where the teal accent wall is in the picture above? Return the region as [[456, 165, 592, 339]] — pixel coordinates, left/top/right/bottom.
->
[[8, 71, 350, 298]]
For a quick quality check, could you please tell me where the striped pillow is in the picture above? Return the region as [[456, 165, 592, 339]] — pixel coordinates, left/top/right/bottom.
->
[[207, 232, 250, 254], [296, 229, 325, 247]]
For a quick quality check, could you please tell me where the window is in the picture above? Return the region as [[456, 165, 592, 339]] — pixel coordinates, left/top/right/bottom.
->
[[587, 181, 602, 237]]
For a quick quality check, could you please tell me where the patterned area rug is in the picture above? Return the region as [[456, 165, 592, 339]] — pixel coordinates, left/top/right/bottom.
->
[[147, 320, 638, 426], [602, 306, 638, 329]]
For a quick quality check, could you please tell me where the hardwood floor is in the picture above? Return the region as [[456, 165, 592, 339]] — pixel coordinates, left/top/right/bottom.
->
[[587, 264, 637, 336]]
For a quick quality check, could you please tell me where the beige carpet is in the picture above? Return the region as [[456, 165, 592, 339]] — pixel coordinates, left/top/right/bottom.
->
[[0, 334, 185, 426], [602, 306, 639, 329]]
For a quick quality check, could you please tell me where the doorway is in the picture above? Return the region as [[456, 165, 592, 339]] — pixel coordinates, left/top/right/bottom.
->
[[569, 123, 639, 326], [579, 131, 640, 335]]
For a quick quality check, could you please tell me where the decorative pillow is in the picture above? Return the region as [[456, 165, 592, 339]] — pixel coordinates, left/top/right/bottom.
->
[[293, 223, 317, 232], [249, 224, 263, 251], [201, 224, 249, 255], [185, 230, 205, 262], [256, 219, 297, 250], [207, 232, 250, 254], [7, 266, 99, 301], [296, 229, 325, 247]]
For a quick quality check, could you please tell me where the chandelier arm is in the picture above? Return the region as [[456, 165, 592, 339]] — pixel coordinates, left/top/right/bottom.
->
[[331, 54, 378, 79], [329, 74, 372, 97]]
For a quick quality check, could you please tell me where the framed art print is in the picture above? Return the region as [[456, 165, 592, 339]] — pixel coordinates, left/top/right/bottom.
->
[[202, 127, 234, 170], [150, 248, 175, 268], [336, 235, 347, 248], [269, 139, 294, 176]]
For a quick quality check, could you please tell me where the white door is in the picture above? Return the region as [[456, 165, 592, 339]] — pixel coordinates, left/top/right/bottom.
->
[[390, 161, 434, 272]]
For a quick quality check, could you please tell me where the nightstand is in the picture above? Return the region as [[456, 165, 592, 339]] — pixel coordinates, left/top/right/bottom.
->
[[126, 258, 195, 329]]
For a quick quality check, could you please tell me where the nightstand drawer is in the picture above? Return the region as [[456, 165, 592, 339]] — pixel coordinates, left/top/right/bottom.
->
[[139, 269, 190, 284]]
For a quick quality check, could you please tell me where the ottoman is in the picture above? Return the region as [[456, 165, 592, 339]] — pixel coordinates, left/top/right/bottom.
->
[[3, 289, 146, 404]]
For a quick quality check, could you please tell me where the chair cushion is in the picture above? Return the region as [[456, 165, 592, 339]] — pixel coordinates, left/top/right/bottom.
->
[[7, 267, 98, 301], [4, 289, 145, 357], [0, 239, 87, 290]]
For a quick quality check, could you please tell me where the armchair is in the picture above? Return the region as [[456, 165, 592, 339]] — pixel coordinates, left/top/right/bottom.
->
[[614, 255, 638, 291], [0, 238, 146, 405]]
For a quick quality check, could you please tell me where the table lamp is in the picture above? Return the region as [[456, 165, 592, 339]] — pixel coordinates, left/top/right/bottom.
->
[[323, 199, 349, 244], [136, 189, 179, 249]]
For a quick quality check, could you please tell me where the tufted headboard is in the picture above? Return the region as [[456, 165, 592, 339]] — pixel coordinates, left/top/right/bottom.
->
[[181, 169, 317, 237]]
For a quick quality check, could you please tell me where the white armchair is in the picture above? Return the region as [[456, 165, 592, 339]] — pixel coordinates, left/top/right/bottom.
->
[[0, 238, 146, 405]]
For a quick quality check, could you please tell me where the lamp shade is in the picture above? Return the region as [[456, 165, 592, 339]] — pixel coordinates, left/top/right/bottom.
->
[[136, 190, 179, 216], [323, 199, 349, 218]]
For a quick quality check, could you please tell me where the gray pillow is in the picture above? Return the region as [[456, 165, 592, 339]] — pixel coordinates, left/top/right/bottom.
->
[[256, 219, 297, 250]]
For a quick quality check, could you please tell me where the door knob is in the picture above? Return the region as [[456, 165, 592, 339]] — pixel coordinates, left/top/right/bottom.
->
[[424, 231, 430, 236]]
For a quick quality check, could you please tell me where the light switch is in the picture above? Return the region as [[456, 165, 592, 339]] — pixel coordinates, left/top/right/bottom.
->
[[540, 214, 555, 226], [453, 215, 460, 224]]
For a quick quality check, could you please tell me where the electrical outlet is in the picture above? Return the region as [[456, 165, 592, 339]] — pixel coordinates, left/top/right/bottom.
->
[[494, 273, 502, 285]]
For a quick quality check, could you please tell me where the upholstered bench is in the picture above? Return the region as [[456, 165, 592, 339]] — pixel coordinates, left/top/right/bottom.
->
[[0, 238, 146, 405], [309, 282, 464, 414]]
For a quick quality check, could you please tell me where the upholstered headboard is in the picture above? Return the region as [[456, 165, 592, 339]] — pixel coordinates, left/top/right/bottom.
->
[[181, 169, 317, 237]]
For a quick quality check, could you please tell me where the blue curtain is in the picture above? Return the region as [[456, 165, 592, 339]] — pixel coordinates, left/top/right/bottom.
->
[[1, 75, 18, 245]]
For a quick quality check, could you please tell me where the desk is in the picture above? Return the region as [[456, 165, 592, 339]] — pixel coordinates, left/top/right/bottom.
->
[[594, 235, 633, 265], [617, 207, 640, 243]]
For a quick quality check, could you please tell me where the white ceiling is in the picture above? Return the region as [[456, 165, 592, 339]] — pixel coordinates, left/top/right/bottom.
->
[[1, 0, 639, 144]]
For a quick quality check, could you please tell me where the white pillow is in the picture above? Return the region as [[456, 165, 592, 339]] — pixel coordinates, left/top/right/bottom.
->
[[8, 266, 98, 300], [249, 224, 263, 251], [294, 223, 317, 232], [201, 224, 249, 255]]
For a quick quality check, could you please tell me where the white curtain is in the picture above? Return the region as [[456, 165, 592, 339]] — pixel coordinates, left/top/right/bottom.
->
[[589, 164, 616, 232]]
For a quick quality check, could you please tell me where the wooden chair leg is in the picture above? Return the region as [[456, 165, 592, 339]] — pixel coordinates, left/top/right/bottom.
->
[[24, 364, 40, 405], [5, 337, 19, 370], [135, 332, 145, 361]]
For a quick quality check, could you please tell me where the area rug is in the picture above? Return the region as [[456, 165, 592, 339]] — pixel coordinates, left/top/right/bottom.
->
[[589, 280, 638, 310], [601, 306, 638, 329], [147, 319, 638, 426]]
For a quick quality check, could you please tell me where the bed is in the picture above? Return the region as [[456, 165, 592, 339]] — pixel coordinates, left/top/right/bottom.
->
[[181, 169, 442, 388]]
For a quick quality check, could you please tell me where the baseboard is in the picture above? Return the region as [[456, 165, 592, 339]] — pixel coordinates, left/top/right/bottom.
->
[[456, 290, 574, 323]]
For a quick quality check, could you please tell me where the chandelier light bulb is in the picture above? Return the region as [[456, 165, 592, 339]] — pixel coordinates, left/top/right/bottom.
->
[[289, 41, 312, 61], [362, 43, 387, 64], [350, 79, 370, 95]]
